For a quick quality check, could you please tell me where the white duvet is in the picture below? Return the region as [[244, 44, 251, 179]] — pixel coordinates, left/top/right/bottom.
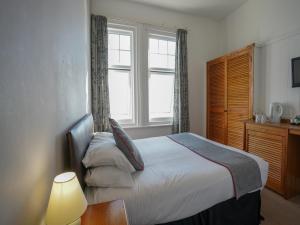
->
[[85, 134, 268, 225]]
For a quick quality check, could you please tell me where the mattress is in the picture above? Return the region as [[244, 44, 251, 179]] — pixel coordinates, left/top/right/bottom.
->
[[85, 134, 268, 225]]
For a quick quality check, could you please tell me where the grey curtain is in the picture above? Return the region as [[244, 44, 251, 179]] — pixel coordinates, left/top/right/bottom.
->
[[91, 15, 110, 131], [172, 29, 190, 133]]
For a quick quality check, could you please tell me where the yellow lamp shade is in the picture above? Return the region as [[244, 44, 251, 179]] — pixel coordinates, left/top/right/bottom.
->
[[45, 172, 87, 225]]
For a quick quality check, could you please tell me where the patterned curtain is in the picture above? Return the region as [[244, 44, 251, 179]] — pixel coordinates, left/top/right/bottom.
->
[[91, 15, 110, 131], [172, 29, 190, 133]]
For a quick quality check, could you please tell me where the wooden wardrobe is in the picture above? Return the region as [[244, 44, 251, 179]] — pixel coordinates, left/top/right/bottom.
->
[[207, 44, 254, 149]]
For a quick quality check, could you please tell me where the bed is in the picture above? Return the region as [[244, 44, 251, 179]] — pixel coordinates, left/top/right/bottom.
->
[[67, 114, 268, 225]]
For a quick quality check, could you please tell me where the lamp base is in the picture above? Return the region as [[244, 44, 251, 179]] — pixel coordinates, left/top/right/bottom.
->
[[69, 218, 81, 225]]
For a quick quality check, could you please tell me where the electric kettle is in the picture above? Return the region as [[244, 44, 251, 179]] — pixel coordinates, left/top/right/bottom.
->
[[269, 103, 283, 123]]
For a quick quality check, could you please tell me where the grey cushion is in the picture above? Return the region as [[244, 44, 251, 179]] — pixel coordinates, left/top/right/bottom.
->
[[109, 118, 144, 171]]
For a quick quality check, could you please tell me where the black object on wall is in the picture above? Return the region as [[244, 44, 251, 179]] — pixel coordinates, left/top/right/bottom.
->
[[292, 56, 300, 87]]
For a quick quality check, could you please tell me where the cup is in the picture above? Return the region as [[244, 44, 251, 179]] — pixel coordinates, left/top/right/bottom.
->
[[255, 114, 262, 123], [261, 114, 267, 123]]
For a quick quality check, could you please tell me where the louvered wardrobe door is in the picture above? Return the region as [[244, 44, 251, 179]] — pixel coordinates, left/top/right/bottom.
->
[[227, 45, 253, 149], [207, 57, 227, 144]]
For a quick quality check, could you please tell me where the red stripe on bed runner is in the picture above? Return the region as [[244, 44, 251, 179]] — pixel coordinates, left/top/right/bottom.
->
[[167, 135, 238, 198]]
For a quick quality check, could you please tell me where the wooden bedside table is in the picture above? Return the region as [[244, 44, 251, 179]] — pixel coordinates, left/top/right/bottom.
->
[[81, 200, 129, 225]]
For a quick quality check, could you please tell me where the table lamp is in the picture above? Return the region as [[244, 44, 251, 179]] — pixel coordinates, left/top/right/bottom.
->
[[45, 172, 87, 225]]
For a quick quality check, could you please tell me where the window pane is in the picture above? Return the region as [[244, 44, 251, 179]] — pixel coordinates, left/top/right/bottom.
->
[[168, 55, 175, 69], [149, 53, 158, 68], [120, 35, 130, 50], [158, 40, 168, 54], [108, 34, 119, 50], [108, 49, 119, 67], [168, 41, 176, 55], [108, 70, 132, 120], [108, 32, 132, 67], [158, 54, 168, 68], [149, 38, 158, 53], [149, 37, 176, 70], [149, 73, 174, 119], [120, 50, 131, 66], [149, 53, 168, 68]]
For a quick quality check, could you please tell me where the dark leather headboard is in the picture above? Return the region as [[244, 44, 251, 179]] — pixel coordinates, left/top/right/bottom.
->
[[66, 114, 94, 188]]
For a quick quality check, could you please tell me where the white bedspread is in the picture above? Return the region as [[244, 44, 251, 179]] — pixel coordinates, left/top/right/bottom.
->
[[85, 134, 268, 225]]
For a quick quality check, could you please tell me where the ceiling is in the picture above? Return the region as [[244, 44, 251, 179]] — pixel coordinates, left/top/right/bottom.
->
[[122, 0, 248, 20]]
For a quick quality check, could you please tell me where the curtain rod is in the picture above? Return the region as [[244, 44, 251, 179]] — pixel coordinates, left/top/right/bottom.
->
[[106, 16, 190, 32]]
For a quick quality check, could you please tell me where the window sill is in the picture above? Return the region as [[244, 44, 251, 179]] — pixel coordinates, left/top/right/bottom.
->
[[123, 123, 172, 129]]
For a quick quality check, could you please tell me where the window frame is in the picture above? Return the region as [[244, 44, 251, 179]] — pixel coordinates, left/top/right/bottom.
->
[[146, 30, 176, 125], [107, 23, 137, 126], [107, 21, 176, 127]]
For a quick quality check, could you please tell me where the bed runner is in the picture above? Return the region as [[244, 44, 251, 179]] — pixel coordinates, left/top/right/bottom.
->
[[167, 133, 262, 199]]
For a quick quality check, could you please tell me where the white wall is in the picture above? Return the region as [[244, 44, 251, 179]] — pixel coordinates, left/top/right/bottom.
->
[[222, 0, 300, 117], [91, 0, 222, 137], [0, 0, 90, 224]]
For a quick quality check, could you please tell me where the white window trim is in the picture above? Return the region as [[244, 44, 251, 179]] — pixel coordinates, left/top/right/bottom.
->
[[108, 23, 137, 126], [146, 28, 176, 125], [107, 20, 176, 128]]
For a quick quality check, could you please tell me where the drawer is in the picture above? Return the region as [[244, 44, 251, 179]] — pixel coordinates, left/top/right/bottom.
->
[[246, 123, 287, 136]]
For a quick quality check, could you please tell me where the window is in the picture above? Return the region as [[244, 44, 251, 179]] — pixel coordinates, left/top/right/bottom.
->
[[148, 35, 176, 123], [108, 22, 176, 127], [108, 26, 135, 125]]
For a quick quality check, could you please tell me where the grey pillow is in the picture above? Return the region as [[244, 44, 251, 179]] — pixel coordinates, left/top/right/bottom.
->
[[109, 118, 144, 171]]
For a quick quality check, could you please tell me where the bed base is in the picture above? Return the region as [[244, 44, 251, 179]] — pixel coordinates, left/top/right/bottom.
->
[[158, 191, 261, 225]]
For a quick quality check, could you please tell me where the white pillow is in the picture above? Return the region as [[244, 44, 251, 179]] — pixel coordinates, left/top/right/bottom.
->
[[85, 166, 134, 188], [92, 132, 114, 143], [82, 132, 136, 173]]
